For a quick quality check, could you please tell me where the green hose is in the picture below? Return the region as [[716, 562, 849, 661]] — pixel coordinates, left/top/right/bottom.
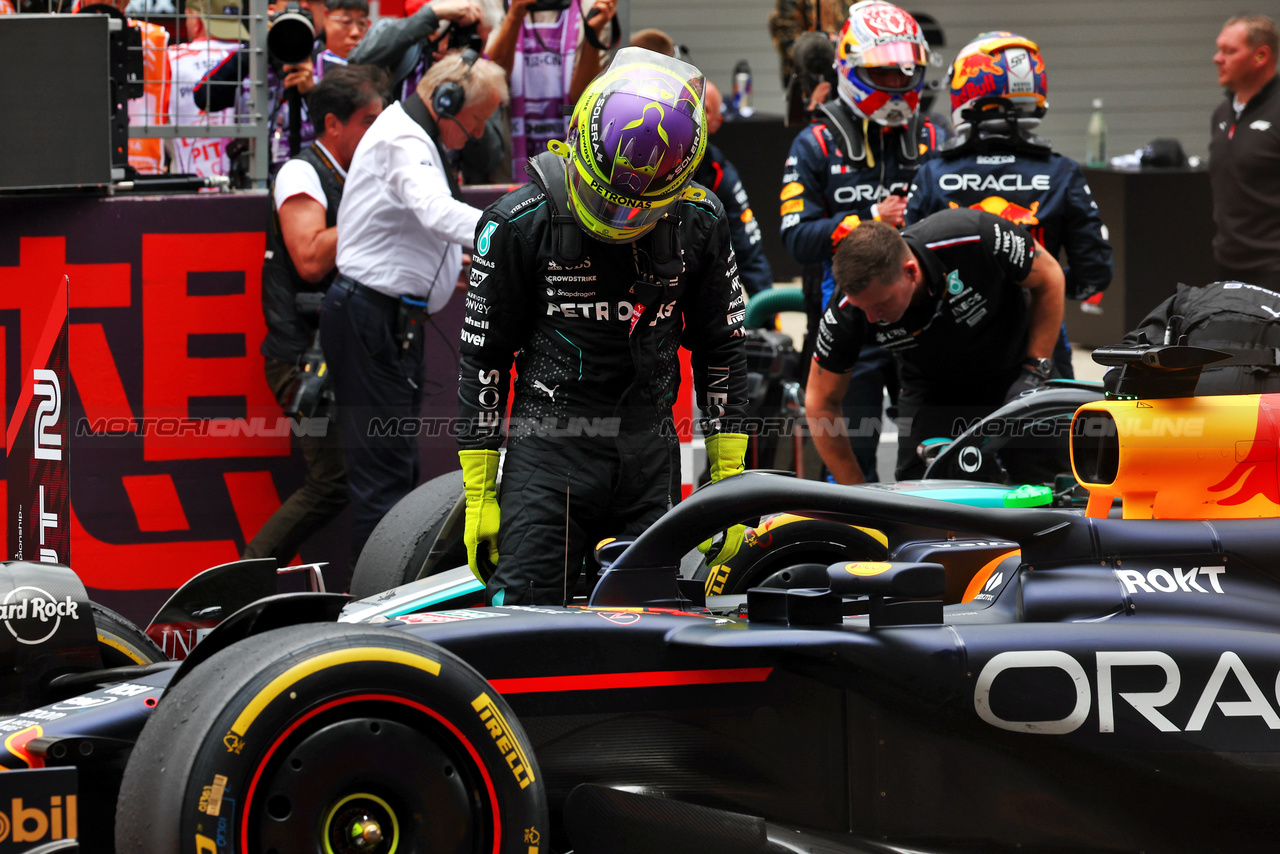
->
[[743, 287, 806, 329]]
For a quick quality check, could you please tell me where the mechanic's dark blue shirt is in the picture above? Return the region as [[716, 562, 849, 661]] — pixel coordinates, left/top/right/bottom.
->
[[695, 144, 773, 296], [905, 146, 1112, 301]]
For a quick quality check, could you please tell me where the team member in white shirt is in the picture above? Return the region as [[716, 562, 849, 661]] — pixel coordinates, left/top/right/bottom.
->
[[167, 0, 246, 178], [321, 49, 507, 561]]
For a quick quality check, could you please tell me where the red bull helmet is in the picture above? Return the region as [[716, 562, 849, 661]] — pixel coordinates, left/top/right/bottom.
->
[[949, 31, 1048, 131], [565, 47, 708, 244], [834, 1, 931, 127]]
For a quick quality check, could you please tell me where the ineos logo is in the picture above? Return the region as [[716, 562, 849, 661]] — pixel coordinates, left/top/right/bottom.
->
[[2, 586, 79, 646], [958, 446, 983, 473]]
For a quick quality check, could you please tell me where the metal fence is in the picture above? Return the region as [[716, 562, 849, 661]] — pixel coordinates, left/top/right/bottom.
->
[[17, 0, 273, 186]]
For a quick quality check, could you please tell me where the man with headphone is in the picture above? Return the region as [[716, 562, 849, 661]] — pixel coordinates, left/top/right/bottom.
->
[[322, 49, 509, 563]]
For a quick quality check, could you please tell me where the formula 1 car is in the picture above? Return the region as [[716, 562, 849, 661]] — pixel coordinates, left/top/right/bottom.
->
[[5, 345, 1280, 853]]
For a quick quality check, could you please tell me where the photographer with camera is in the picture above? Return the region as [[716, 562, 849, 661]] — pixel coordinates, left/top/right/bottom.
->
[[345, 0, 509, 179], [322, 50, 508, 563], [195, 0, 369, 171], [347, 0, 488, 101], [243, 65, 388, 576], [487, 0, 617, 177]]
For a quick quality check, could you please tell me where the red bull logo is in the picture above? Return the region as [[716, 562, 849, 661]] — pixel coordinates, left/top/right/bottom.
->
[[1207, 392, 1280, 507], [951, 50, 1003, 87], [968, 196, 1040, 225], [859, 4, 914, 38]]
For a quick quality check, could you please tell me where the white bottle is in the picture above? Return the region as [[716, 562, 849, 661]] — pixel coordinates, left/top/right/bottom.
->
[[1086, 98, 1107, 167]]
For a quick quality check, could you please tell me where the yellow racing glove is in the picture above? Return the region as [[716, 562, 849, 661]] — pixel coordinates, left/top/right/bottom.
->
[[459, 449, 501, 583], [698, 432, 750, 568]]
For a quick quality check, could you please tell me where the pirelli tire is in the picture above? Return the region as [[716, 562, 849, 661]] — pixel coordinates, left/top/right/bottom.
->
[[92, 602, 166, 667], [115, 622, 547, 854], [351, 469, 467, 599]]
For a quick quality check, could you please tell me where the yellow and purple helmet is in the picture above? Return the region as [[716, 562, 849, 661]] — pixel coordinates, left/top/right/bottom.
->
[[949, 32, 1048, 130], [565, 48, 708, 243]]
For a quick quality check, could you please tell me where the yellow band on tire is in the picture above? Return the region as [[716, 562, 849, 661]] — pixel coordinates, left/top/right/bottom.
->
[[230, 648, 442, 739]]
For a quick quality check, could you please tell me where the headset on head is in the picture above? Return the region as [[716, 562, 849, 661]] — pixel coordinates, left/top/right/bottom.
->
[[431, 47, 480, 120]]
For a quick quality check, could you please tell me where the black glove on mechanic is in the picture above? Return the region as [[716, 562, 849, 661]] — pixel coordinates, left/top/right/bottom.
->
[[1004, 359, 1054, 403]]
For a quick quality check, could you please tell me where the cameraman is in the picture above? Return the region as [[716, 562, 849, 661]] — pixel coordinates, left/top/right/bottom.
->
[[196, 0, 370, 170], [347, 0, 488, 101], [243, 66, 388, 575], [346, 0, 507, 179]]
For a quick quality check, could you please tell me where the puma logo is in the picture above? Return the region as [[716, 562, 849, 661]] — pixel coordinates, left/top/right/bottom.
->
[[1261, 305, 1280, 319], [533, 380, 559, 400]]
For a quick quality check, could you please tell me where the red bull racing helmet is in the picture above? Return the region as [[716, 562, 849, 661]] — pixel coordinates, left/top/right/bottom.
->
[[834, 1, 931, 127], [565, 47, 708, 244], [949, 31, 1048, 131]]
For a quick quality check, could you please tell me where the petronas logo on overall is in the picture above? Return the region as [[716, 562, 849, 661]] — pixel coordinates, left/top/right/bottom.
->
[[947, 270, 964, 294]]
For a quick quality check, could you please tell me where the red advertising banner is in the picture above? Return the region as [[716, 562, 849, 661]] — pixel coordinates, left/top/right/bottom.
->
[[0, 192, 467, 625], [6, 276, 69, 566]]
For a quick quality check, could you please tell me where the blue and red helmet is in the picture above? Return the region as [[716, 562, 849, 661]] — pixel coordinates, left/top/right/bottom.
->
[[565, 48, 708, 243], [834, 1, 931, 127], [949, 32, 1048, 130]]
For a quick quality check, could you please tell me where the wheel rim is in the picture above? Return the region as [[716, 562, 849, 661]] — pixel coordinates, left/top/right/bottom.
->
[[245, 697, 496, 854]]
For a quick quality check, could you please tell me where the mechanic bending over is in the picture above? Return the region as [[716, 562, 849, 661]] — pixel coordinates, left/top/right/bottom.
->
[[244, 66, 388, 576], [905, 30, 1112, 378], [322, 51, 508, 562], [456, 48, 749, 606], [779, 1, 945, 481], [805, 210, 1065, 484]]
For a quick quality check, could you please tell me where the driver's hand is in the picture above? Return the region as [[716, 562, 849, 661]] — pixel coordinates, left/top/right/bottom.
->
[[807, 80, 831, 111], [430, 0, 482, 24], [874, 193, 907, 227], [698, 524, 747, 568]]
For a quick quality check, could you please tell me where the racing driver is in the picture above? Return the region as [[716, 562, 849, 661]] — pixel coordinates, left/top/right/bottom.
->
[[780, 0, 943, 481], [906, 31, 1112, 378], [456, 48, 750, 606]]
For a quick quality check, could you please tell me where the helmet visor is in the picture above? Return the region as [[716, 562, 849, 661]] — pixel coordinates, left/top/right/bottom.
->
[[855, 63, 927, 94], [858, 40, 930, 70], [568, 160, 677, 242]]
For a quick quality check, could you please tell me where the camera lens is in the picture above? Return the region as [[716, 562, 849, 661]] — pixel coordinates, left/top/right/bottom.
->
[[268, 4, 315, 65]]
